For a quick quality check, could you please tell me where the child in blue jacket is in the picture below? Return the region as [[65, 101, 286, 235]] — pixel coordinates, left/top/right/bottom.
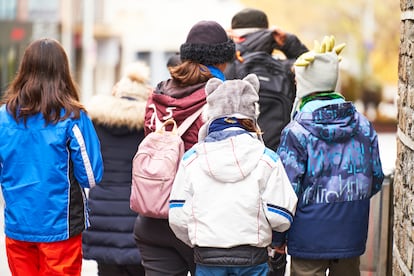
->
[[277, 36, 384, 276], [0, 38, 103, 275]]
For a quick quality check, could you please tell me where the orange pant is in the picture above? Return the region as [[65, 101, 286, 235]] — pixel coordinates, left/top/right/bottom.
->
[[5, 234, 82, 276]]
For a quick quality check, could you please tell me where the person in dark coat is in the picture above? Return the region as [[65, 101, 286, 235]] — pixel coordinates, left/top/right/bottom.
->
[[225, 8, 309, 151], [133, 20, 235, 276], [82, 62, 151, 276]]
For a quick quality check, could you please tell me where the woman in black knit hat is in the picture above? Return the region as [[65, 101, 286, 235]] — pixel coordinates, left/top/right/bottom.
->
[[133, 20, 235, 276]]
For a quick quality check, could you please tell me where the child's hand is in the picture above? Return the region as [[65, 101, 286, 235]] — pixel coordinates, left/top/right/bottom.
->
[[273, 243, 286, 254]]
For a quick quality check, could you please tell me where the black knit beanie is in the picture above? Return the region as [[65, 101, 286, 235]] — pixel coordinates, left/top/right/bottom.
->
[[231, 8, 269, 29], [180, 20, 235, 65]]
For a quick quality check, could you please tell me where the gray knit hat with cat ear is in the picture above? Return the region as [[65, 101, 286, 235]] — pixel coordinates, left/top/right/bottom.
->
[[198, 74, 260, 141]]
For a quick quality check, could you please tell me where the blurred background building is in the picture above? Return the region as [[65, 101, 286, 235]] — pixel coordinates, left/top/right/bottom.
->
[[0, 0, 399, 128], [0, 1, 402, 275], [0, 0, 244, 101]]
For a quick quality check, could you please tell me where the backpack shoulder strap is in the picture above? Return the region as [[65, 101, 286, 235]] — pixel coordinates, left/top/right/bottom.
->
[[177, 107, 204, 136]]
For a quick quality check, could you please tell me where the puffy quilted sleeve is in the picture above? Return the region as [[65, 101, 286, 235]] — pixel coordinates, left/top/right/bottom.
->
[[168, 159, 193, 247], [261, 150, 297, 233]]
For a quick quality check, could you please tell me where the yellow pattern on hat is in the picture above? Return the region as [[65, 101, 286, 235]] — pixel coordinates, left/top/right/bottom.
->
[[293, 35, 346, 99]]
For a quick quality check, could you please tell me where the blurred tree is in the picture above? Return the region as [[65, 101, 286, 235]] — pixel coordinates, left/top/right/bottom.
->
[[238, 0, 398, 123], [239, 0, 399, 85]]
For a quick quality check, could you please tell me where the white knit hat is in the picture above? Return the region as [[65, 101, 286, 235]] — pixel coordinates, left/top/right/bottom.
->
[[294, 51, 339, 99], [290, 35, 346, 117]]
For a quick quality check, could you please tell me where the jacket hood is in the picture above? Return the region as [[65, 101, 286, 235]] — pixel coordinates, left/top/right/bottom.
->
[[296, 102, 359, 143], [149, 80, 207, 123], [86, 94, 146, 132], [192, 131, 264, 183], [155, 79, 205, 99]]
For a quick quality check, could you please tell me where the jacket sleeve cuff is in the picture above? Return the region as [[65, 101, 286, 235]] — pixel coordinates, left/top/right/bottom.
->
[[272, 230, 287, 246], [278, 33, 309, 59]]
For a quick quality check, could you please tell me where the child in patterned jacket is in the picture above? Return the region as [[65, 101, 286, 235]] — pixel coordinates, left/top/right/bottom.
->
[[277, 36, 384, 276]]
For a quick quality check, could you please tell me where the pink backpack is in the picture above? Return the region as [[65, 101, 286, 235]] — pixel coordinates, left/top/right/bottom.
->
[[130, 109, 202, 218]]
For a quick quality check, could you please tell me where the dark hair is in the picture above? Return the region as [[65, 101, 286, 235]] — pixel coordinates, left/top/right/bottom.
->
[[169, 60, 212, 86], [2, 38, 84, 125]]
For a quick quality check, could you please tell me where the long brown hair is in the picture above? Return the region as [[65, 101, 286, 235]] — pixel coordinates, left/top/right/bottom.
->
[[2, 38, 84, 125], [169, 60, 212, 86]]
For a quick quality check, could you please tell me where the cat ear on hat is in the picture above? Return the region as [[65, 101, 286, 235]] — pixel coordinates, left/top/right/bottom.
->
[[205, 77, 223, 96], [243, 74, 260, 93]]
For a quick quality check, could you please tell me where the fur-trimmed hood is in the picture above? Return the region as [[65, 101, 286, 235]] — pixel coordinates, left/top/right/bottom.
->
[[86, 94, 147, 131]]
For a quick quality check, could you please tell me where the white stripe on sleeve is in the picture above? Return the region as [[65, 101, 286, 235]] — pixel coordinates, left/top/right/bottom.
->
[[72, 124, 96, 188]]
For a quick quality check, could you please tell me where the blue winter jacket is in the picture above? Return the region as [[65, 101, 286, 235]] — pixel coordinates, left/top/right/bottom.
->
[[277, 100, 384, 259], [0, 105, 103, 242]]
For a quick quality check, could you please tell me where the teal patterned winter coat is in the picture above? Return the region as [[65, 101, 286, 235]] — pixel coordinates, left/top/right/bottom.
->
[[277, 100, 384, 259]]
